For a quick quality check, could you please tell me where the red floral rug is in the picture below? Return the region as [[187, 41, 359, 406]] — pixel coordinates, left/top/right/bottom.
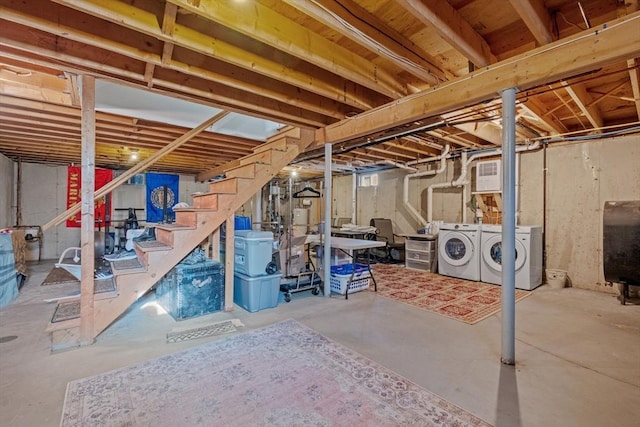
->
[[371, 264, 531, 324]]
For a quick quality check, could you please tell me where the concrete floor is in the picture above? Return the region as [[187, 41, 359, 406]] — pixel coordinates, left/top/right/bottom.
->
[[1, 260, 639, 427]]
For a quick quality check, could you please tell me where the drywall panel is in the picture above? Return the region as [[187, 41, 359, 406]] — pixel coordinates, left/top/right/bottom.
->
[[0, 154, 13, 228]]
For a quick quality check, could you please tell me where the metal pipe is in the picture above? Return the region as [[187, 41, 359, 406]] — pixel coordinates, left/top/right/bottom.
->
[[404, 145, 450, 226], [323, 143, 332, 297], [501, 87, 517, 365], [352, 172, 357, 224]]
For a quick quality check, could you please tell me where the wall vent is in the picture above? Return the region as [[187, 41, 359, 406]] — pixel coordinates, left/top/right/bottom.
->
[[475, 160, 501, 192]]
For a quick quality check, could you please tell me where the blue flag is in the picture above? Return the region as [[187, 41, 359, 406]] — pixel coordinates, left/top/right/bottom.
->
[[146, 173, 179, 222]]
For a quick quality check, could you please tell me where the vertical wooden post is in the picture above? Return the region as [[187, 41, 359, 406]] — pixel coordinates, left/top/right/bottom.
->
[[224, 216, 235, 311], [80, 75, 96, 346], [210, 228, 220, 261]]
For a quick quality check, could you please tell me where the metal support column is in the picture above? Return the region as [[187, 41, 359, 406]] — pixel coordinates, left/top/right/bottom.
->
[[501, 87, 517, 365], [323, 143, 332, 296]]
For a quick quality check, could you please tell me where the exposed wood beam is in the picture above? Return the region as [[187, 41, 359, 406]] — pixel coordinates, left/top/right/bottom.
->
[[396, 0, 496, 67], [561, 81, 604, 129], [628, 58, 640, 119], [518, 99, 567, 134], [317, 13, 640, 145], [450, 121, 503, 145], [0, 36, 331, 127], [586, 80, 629, 107], [36, 0, 383, 111], [508, 0, 554, 45], [510, 0, 598, 131], [143, 62, 155, 88], [79, 74, 96, 346], [282, 0, 442, 85], [168, 0, 408, 98], [161, 2, 177, 66], [550, 86, 589, 129]]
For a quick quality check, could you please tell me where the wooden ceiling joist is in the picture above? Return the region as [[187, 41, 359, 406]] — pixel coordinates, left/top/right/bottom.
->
[[319, 12, 640, 145]]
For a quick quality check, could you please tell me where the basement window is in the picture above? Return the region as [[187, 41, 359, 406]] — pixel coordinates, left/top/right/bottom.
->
[[359, 173, 378, 187]]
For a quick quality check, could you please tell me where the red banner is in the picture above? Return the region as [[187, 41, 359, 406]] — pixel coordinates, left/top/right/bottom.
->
[[66, 166, 113, 228]]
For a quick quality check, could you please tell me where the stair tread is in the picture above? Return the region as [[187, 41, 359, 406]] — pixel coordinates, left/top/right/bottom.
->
[[111, 257, 147, 275], [135, 240, 172, 252], [52, 129, 310, 343], [46, 317, 80, 332], [155, 223, 196, 231], [173, 207, 217, 212]]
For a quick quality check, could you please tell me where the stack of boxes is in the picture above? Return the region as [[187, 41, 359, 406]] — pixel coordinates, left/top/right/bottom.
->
[[233, 230, 282, 312]]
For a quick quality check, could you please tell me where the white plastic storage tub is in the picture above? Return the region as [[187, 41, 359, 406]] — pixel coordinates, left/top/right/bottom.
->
[[234, 230, 274, 277]]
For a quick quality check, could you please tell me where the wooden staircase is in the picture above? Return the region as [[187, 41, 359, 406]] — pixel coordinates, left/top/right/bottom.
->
[[47, 127, 314, 351]]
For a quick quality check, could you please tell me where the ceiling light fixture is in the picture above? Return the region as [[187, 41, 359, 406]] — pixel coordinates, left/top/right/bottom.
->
[[130, 150, 138, 161]]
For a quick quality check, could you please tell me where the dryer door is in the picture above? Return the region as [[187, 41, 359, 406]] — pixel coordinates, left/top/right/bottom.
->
[[439, 231, 474, 267], [482, 234, 527, 272]]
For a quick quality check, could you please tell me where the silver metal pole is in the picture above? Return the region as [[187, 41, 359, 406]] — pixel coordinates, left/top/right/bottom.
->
[[324, 143, 332, 296], [501, 87, 517, 365]]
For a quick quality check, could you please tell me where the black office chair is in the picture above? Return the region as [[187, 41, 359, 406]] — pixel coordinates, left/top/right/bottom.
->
[[369, 218, 405, 263]]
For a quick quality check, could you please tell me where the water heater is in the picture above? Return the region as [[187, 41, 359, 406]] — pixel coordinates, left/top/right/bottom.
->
[[476, 160, 501, 192]]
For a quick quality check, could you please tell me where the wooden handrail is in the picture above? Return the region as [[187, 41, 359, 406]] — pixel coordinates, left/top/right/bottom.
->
[[42, 111, 230, 232]]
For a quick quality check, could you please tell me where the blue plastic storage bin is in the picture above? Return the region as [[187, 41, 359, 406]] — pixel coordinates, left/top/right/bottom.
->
[[234, 215, 252, 230], [234, 230, 274, 277], [233, 271, 281, 312], [330, 263, 369, 275]]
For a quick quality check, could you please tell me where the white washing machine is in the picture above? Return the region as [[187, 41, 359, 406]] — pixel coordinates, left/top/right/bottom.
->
[[438, 223, 482, 281], [480, 224, 543, 290]]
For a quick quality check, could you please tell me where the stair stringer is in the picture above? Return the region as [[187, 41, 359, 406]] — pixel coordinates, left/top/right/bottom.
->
[[91, 138, 312, 337]]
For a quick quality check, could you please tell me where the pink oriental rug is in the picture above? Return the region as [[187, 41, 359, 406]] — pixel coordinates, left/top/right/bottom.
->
[[61, 319, 491, 426], [371, 264, 531, 324]]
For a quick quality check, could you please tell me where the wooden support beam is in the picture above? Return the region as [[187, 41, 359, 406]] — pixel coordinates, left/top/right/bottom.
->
[[79, 75, 95, 346], [161, 2, 177, 66], [3, 1, 378, 113], [224, 215, 234, 312], [508, 0, 554, 45], [628, 58, 640, 119], [42, 111, 230, 231], [561, 82, 604, 129], [396, 0, 496, 67], [317, 13, 640, 145], [168, 0, 408, 98], [283, 0, 442, 85]]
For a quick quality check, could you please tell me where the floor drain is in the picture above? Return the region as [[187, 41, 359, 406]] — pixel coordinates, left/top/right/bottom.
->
[[0, 335, 18, 343]]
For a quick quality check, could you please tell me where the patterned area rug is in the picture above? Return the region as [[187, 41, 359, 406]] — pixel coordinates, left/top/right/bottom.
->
[[60, 320, 491, 426], [51, 301, 80, 323], [41, 267, 79, 286], [372, 264, 531, 324]]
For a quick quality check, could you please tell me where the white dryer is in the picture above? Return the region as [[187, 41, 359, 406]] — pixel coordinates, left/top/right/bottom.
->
[[480, 224, 543, 290], [438, 223, 482, 281]]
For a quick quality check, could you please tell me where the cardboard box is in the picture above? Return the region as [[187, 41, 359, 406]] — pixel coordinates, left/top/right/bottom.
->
[[277, 235, 307, 277]]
